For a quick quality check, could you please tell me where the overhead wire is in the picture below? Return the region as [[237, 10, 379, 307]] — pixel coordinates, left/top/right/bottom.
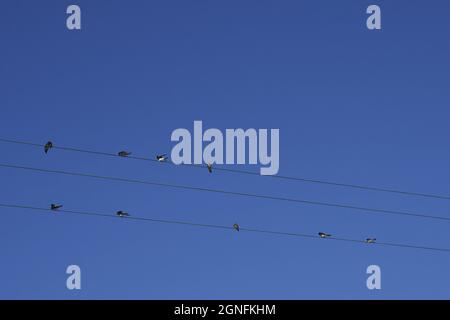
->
[[1, 202, 449, 253], [1, 137, 450, 201], [1, 162, 450, 222]]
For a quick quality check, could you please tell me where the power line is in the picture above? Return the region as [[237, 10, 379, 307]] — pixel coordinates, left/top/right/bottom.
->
[[0, 202, 449, 253], [1, 137, 449, 201], [1, 162, 450, 223]]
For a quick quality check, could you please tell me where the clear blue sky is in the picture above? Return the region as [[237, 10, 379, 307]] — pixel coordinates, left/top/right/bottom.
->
[[1, 0, 450, 299]]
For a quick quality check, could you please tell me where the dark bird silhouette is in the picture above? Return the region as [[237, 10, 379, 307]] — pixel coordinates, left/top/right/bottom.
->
[[156, 154, 168, 162], [44, 141, 53, 154], [118, 151, 132, 157], [50, 204, 63, 211], [318, 232, 331, 238], [116, 210, 130, 218], [366, 238, 377, 244], [233, 223, 240, 232], [207, 163, 213, 173]]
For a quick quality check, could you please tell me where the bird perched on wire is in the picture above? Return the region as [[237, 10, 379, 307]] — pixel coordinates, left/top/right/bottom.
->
[[207, 163, 213, 173], [44, 141, 53, 154], [118, 151, 132, 157], [50, 204, 63, 211], [233, 223, 240, 232], [156, 154, 168, 162], [318, 232, 331, 238], [116, 211, 130, 218], [365, 238, 376, 244]]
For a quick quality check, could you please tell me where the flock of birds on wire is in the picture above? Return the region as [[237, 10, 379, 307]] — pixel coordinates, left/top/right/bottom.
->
[[44, 140, 377, 244]]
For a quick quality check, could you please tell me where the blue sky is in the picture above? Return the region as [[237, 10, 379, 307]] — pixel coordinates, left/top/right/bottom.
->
[[1, 0, 450, 299]]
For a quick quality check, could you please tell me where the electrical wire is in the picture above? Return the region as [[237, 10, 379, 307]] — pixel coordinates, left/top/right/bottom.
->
[[1, 162, 450, 222], [1, 137, 449, 201], [1, 202, 449, 253]]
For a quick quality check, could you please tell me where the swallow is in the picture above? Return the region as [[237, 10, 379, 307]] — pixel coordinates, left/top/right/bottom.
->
[[116, 210, 130, 218], [366, 238, 376, 244], [233, 223, 240, 232], [44, 141, 53, 154], [50, 204, 63, 211], [318, 232, 331, 238], [207, 163, 213, 173], [156, 154, 168, 162], [118, 151, 132, 157]]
